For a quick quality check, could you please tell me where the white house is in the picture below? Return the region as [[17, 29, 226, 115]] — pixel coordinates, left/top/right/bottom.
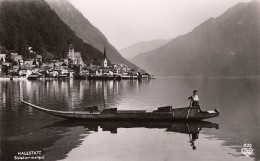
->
[[0, 54, 6, 62], [13, 55, 23, 65]]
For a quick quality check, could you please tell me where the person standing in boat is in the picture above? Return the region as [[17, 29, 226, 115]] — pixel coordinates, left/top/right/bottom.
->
[[188, 90, 202, 112]]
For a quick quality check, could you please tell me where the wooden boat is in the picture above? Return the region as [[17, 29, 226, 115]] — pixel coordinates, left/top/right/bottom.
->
[[26, 70, 42, 80], [27, 73, 40, 80], [21, 100, 219, 121]]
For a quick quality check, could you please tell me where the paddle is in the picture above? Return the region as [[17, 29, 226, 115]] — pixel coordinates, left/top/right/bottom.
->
[[187, 100, 192, 119], [189, 99, 192, 107]]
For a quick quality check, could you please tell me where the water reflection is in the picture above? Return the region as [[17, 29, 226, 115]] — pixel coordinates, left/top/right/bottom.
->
[[1, 119, 89, 161], [1, 78, 259, 160], [46, 120, 219, 135], [28, 120, 219, 160]]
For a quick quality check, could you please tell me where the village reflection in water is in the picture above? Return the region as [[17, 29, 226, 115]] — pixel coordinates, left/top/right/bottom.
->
[[21, 79, 145, 111]]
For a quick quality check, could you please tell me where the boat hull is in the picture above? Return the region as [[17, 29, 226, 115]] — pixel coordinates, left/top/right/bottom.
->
[[22, 100, 219, 121], [27, 76, 38, 80]]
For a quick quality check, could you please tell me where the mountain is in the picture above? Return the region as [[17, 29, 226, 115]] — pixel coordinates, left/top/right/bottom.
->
[[0, 0, 104, 64], [46, 0, 138, 69], [119, 39, 167, 59], [131, 0, 260, 76]]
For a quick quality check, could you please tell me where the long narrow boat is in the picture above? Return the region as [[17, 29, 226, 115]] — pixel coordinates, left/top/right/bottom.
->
[[21, 100, 219, 121]]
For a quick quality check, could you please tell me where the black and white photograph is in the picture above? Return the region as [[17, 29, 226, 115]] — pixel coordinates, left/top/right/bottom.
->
[[0, 0, 259, 160]]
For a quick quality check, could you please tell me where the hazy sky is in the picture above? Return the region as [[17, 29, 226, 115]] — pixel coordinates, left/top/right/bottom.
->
[[69, 0, 251, 49]]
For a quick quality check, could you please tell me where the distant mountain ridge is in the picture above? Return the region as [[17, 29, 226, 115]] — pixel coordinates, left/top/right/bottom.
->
[[131, 0, 260, 76], [46, 0, 139, 69], [119, 39, 168, 59], [0, 0, 103, 63]]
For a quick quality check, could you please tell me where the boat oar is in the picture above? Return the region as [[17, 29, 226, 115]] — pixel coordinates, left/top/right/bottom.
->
[[186, 100, 192, 119]]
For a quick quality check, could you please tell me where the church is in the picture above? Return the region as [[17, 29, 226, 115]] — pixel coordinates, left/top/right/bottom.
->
[[67, 44, 82, 65]]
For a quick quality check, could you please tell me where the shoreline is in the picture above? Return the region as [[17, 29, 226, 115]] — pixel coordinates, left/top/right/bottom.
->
[[1, 75, 260, 81], [152, 75, 260, 79]]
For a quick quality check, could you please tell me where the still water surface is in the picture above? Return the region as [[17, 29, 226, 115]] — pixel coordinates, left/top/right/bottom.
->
[[0, 77, 259, 161]]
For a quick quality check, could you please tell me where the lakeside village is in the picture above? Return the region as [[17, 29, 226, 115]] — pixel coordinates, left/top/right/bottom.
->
[[0, 45, 153, 80]]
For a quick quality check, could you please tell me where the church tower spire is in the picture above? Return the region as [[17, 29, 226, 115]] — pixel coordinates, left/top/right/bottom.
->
[[103, 46, 108, 67]]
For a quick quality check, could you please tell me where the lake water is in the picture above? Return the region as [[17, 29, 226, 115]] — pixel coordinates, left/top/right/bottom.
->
[[0, 77, 259, 161]]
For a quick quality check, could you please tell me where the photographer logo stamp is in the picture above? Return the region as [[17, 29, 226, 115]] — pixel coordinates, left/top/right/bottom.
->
[[241, 143, 254, 158]]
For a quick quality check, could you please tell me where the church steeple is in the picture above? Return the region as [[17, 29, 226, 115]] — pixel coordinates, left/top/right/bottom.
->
[[103, 46, 108, 67]]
